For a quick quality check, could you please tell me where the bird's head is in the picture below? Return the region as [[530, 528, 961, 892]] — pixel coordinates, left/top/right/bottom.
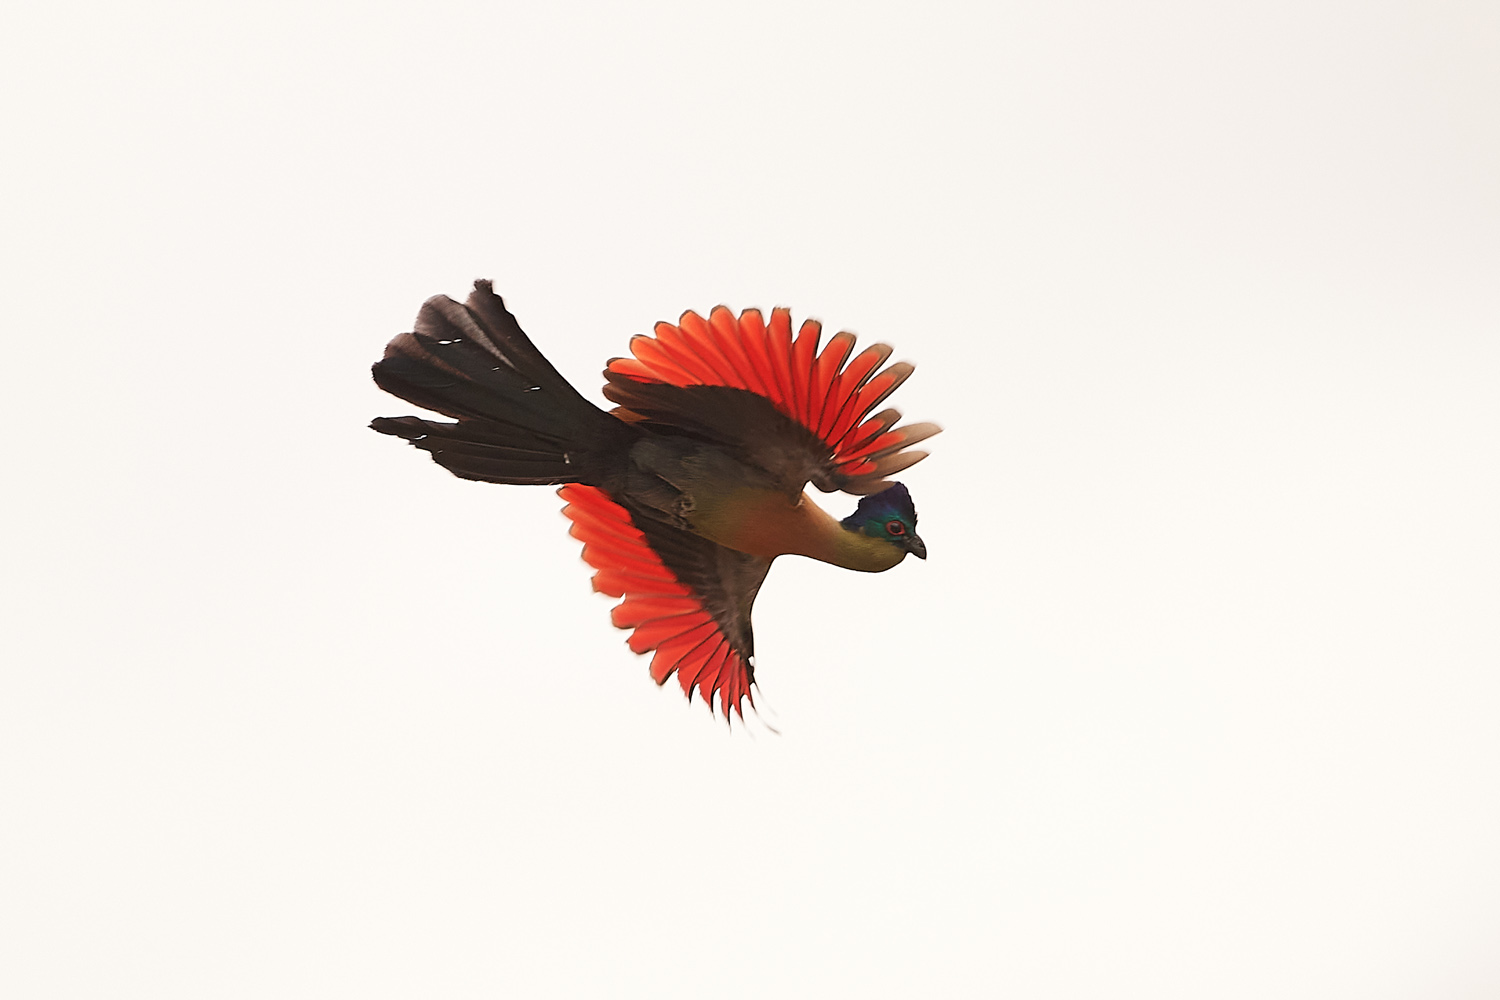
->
[[839, 482, 926, 561]]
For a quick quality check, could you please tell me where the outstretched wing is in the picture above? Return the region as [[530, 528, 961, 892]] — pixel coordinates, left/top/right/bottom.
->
[[560, 484, 771, 721], [602, 307, 940, 495]]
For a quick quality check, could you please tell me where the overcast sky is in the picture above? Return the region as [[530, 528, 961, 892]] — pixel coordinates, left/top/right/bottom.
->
[[4, 1, 1498, 997]]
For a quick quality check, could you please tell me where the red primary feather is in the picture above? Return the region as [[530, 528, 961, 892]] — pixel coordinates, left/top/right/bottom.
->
[[606, 307, 933, 490], [559, 484, 755, 720]]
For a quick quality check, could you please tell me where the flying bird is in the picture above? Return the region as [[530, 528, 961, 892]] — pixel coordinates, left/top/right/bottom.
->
[[371, 280, 939, 720]]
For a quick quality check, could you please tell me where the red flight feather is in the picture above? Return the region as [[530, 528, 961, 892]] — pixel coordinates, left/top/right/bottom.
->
[[606, 307, 931, 489], [559, 484, 754, 720]]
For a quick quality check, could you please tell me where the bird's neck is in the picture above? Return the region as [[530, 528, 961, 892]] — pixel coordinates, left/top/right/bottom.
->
[[692, 489, 905, 573]]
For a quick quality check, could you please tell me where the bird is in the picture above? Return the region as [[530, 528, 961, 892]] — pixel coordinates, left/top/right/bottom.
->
[[370, 280, 939, 721]]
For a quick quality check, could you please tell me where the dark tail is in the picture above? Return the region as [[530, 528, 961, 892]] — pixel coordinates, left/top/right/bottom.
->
[[371, 280, 635, 486]]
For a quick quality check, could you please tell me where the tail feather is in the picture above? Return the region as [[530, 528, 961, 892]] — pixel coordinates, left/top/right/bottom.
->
[[374, 346, 582, 436], [449, 282, 585, 401], [371, 281, 634, 486]]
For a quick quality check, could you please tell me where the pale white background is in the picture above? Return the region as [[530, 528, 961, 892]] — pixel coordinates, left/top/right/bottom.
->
[[3, 1, 1497, 997]]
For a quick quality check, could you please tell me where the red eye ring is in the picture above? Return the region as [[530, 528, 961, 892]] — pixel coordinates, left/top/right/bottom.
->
[[885, 519, 906, 536]]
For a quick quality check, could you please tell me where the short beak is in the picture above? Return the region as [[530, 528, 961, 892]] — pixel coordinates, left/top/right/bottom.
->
[[906, 533, 927, 560]]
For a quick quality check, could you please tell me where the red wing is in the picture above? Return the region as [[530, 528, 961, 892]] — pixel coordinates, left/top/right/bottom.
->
[[559, 484, 770, 721], [605, 307, 940, 495]]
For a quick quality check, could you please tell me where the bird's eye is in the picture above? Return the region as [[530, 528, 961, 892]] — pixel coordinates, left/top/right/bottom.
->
[[885, 519, 906, 536]]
